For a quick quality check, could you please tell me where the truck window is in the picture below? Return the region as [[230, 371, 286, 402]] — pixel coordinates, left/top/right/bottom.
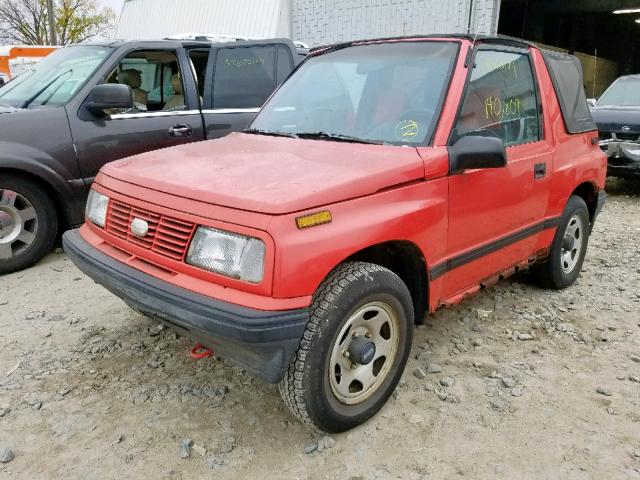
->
[[276, 45, 294, 85], [188, 50, 209, 100], [213, 45, 276, 109], [451, 50, 540, 147], [104, 50, 186, 113], [0, 46, 110, 108]]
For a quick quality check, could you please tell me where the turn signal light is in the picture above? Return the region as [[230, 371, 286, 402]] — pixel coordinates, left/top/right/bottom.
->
[[296, 210, 332, 229]]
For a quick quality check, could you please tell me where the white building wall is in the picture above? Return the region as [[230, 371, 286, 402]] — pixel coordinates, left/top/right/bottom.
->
[[115, 0, 291, 40], [291, 0, 501, 47], [114, 0, 502, 46]]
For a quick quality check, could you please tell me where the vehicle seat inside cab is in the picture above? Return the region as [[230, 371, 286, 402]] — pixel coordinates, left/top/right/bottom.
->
[[163, 72, 185, 111], [118, 69, 148, 108]]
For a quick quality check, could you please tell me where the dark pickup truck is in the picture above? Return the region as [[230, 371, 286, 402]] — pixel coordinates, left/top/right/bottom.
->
[[0, 38, 305, 274]]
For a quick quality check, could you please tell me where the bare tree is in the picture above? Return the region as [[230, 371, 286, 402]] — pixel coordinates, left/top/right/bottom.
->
[[0, 0, 115, 46]]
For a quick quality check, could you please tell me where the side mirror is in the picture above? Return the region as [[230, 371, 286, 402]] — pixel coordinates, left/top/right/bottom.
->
[[86, 84, 133, 116], [449, 135, 507, 173], [587, 98, 597, 108]]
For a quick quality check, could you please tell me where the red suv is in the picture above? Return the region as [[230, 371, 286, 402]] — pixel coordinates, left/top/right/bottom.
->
[[64, 35, 606, 432]]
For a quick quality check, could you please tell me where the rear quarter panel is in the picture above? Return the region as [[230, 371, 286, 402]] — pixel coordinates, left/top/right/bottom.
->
[[531, 48, 606, 226]]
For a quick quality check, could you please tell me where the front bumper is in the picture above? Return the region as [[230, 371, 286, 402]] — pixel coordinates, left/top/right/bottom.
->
[[607, 159, 640, 178], [62, 229, 309, 383], [600, 140, 640, 177]]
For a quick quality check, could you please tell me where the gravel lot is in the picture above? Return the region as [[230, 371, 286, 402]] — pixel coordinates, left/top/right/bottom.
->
[[1, 179, 639, 480]]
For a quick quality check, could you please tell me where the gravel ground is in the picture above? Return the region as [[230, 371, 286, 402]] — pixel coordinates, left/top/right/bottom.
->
[[1, 179, 639, 480]]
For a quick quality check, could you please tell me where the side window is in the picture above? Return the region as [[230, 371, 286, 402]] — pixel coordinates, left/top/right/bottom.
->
[[104, 50, 186, 114], [276, 46, 294, 85], [213, 46, 276, 109], [451, 50, 540, 147]]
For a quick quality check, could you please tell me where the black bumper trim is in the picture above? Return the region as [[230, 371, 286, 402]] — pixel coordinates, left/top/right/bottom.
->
[[606, 163, 640, 178], [62, 229, 309, 383]]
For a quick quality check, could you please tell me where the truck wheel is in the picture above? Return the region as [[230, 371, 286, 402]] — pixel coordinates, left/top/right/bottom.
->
[[0, 175, 58, 274], [279, 262, 414, 432], [532, 195, 590, 289]]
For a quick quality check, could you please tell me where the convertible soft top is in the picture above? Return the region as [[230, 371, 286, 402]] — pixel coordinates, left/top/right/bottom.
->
[[541, 49, 597, 134]]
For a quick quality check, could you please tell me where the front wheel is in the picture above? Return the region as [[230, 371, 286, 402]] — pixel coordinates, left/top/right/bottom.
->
[[532, 195, 590, 289], [279, 262, 414, 432], [0, 175, 58, 274]]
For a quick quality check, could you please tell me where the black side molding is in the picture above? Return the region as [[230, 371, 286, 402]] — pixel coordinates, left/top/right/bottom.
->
[[429, 217, 560, 281]]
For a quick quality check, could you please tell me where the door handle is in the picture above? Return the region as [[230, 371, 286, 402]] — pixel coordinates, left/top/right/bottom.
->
[[169, 124, 192, 137], [534, 162, 546, 179]]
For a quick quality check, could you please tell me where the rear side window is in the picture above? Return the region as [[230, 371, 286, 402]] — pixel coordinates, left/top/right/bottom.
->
[[542, 50, 596, 133], [213, 46, 276, 109], [451, 50, 541, 147]]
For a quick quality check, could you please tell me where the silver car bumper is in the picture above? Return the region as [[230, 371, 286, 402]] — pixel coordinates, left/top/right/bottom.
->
[[600, 139, 640, 161]]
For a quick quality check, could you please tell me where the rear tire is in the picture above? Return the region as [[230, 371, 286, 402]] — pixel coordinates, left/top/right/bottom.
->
[[279, 262, 414, 433], [532, 195, 590, 289], [0, 175, 58, 274]]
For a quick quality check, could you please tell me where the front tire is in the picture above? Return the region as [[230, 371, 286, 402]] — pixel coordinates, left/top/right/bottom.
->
[[0, 175, 58, 274], [279, 262, 414, 432], [532, 195, 590, 289]]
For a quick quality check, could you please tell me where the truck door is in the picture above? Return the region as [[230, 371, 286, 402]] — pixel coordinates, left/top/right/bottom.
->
[[202, 43, 295, 139], [70, 47, 205, 183], [443, 46, 553, 297]]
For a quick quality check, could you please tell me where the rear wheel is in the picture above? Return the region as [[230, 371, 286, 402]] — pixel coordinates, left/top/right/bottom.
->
[[0, 175, 58, 274], [533, 195, 590, 289], [279, 262, 414, 432]]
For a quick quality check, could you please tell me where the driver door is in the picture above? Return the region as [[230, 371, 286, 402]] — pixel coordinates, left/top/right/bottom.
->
[[70, 47, 205, 183], [443, 47, 553, 296]]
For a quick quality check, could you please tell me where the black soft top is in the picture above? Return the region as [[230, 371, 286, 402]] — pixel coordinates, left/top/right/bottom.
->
[[309, 33, 534, 55], [539, 50, 596, 134]]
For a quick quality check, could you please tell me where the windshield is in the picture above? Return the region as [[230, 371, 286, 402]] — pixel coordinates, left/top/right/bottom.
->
[[249, 42, 459, 145], [0, 46, 111, 108], [597, 77, 640, 107]]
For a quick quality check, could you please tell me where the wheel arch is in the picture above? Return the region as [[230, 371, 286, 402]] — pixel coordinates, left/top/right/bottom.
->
[[344, 240, 429, 324], [0, 167, 76, 229], [570, 181, 598, 224]]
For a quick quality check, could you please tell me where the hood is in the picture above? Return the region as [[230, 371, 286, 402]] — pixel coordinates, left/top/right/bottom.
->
[[101, 132, 426, 215], [591, 106, 640, 134]]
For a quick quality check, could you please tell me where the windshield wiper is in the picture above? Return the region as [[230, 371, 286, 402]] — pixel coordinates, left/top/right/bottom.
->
[[295, 132, 383, 145], [243, 128, 298, 138], [21, 68, 72, 108]]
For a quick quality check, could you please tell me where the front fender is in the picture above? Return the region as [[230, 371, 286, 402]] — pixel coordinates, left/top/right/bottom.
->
[[268, 178, 449, 300], [0, 106, 86, 225], [0, 144, 86, 226]]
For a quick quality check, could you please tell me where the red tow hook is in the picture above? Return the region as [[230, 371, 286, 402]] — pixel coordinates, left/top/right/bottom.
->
[[189, 343, 213, 359]]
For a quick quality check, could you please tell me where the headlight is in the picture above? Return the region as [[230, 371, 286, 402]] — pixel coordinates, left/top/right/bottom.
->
[[85, 189, 109, 228], [186, 227, 266, 283]]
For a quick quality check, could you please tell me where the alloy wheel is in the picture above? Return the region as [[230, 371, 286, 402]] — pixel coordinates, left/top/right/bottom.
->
[[0, 188, 38, 260], [560, 214, 583, 274]]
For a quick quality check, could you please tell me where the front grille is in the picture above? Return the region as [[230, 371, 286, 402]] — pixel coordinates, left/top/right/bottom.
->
[[105, 199, 196, 261]]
